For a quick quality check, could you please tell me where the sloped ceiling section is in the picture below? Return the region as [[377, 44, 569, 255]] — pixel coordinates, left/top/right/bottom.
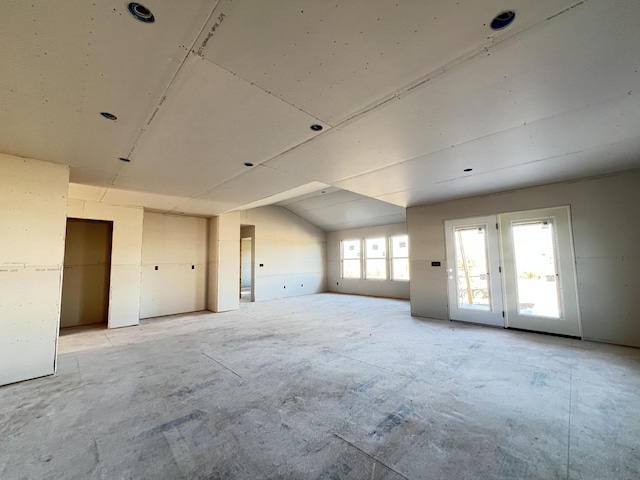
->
[[276, 188, 406, 232], [2, 0, 640, 230]]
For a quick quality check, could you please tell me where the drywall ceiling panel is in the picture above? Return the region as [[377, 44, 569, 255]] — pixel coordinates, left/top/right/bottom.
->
[[199, 0, 577, 125], [100, 188, 186, 212], [192, 165, 317, 212], [276, 186, 342, 207], [278, 188, 370, 213], [0, 1, 98, 163], [114, 54, 327, 197], [0, 1, 218, 181], [169, 198, 234, 217], [323, 213, 408, 232], [285, 198, 405, 232], [265, 0, 640, 186], [69, 166, 123, 188], [281, 189, 406, 231], [334, 92, 640, 202], [68, 183, 107, 203], [377, 136, 640, 208], [236, 182, 331, 211]]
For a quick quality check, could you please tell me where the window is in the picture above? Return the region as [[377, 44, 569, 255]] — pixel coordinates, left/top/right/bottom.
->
[[340, 234, 409, 281], [391, 235, 409, 281], [365, 237, 387, 279], [341, 239, 361, 278]]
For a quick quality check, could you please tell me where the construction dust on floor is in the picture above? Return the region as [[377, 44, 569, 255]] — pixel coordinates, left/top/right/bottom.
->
[[1, 294, 639, 479]]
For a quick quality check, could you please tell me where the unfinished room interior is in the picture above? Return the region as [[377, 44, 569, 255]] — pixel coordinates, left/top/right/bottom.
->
[[1, 0, 639, 478]]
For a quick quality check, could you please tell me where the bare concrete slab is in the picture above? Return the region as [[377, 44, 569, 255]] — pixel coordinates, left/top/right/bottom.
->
[[1, 294, 639, 479]]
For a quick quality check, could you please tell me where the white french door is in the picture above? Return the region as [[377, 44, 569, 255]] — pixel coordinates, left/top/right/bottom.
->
[[499, 206, 581, 337], [445, 207, 581, 337], [445, 216, 505, 327]]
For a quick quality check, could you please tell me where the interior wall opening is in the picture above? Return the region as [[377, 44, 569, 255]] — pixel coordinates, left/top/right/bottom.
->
[[240, 225, 255, 303], [60, 218, 113, 331]]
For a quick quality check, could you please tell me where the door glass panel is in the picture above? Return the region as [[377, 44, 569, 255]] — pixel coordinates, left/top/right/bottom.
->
[[455, 227, 490, 311], [512, 221, 561, 318]]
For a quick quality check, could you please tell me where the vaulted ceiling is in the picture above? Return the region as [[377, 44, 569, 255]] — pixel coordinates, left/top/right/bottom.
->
[[2, 1, 639, 230]]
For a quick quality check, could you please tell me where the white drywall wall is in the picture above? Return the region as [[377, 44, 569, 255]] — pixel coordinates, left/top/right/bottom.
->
[[0, 154, 69, 386], [327, 223, 409, 300], [407, 169, 640, 347], [66, 199, 143, 328], [207, 217, 219, 311], [240, 206, 326, 301], [208, 212, 241, 312], [60, 219, 112, 327], [140, 213, 207, 318]]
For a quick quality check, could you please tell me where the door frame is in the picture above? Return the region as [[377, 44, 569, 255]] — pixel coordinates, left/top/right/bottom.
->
[[445, 216, 505, 327], [444, 206, 583, 338], [499, 206, 582, 337]]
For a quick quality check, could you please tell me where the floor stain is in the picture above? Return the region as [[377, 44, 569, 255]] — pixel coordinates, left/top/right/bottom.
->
[[351, 376, 382, 394], [371, 404, 413, 437], [530, 372, 548, 388], [142, 410, 206, 438]]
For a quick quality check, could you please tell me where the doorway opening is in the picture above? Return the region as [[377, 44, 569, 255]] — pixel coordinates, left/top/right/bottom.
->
[[60, 218, 113, 332], [445, 216, 504, 327], [445, 206, 581, 337], [240, 225, 255, 302]]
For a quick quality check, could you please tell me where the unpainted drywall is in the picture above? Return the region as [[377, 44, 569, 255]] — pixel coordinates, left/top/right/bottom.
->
[[60, 219, 112, 327], [327, 223, 409, 299], [240, 206, 326, 301], [66, 199, 144, 328], [407, 169, 640, 347], [140, 213, 207, 318], [0, 154, 69, 386], [208, 212, 241, 312], [207, 217, 219, 311]]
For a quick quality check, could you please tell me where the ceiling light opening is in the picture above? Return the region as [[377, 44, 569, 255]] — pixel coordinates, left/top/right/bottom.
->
[[490, 11, 515, 30], [128, 3, 155, 23], [464, 168, 473, 172], [119, 157, 131, 163], [310, 124, 323, 131], [244, 162, 254, 167], [100, 112, 117, 121]]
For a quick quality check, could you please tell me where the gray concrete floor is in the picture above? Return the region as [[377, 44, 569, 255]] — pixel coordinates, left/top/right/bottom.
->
[[1, 293, 639, 479]]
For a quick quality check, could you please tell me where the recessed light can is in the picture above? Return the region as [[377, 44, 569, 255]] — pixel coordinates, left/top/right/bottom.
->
[[100, 112, 117, 121], [128, 3, 155, 23], [490, 11, 515, 30], [310, 124, 323, 131]]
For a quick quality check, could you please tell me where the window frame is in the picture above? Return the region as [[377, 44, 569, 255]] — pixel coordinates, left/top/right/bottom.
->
[[340, 239, 362, 279], [390, 234, 410, 281], [364, 237, 388, 280]]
